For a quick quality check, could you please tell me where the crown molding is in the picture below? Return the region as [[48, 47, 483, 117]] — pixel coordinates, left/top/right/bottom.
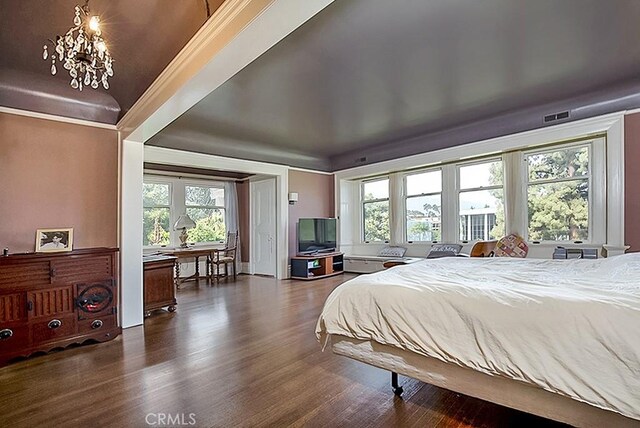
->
[[288, 166, 334, 175], [0, 106, 117, 130], [117, 0, 274, 139]]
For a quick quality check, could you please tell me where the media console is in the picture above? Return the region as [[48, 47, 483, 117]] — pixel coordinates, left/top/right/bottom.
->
[[290, 252, 344, 280]]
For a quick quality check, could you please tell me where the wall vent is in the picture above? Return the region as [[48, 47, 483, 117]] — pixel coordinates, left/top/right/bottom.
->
[[544, 110, 570, 123]]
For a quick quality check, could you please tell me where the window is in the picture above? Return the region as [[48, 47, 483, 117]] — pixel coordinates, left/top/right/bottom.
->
[[362, 178, 390, 242], [143, 177, 228, 248], [143, 182, 171, 246], [405, 170, 442, 242], [351, 135, 607, 247], [185, 185, 226, 244], [525, 144, 590, 241], [458, 160, 504, 241]]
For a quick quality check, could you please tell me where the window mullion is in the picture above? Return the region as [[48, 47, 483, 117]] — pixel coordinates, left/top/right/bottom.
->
[[173, 182, 185, 248], [441, 164, 457, 242], [389, 173, 403, 245]]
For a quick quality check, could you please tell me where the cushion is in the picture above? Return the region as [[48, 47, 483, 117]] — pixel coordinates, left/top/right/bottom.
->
[[378, 246, 407, 258], [494, 233, 529, 258], [427, 243, 463, 259]]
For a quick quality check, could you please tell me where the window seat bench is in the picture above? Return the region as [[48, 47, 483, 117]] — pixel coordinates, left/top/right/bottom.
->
[[344, 255, 423, 273]]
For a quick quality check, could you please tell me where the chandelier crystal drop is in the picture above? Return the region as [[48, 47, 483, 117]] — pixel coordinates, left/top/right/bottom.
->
[[43, 0, 113, 91]]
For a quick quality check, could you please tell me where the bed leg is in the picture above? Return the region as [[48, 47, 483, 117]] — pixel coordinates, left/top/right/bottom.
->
[[391, 371, 403, 396]]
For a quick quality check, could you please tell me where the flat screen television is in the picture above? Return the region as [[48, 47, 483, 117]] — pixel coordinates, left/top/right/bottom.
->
[[298, 218, 337, 254]]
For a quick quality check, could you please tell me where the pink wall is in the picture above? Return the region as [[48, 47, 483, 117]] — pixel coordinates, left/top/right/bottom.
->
[[237, 180, 250, 262], [288, 170, 335, 257], [0, 113, 119, 253], [625, 112, 640, 252]]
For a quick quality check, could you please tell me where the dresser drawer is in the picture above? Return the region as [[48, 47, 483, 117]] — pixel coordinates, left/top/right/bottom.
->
[[0, 262, 50, 287], [75, 281, 116, 320], [51, 255, 113, 283], [0, 323, 29, 353], [78, 315, 117, 335], [0, 292, 28, 323], [31, 315, 76, 344]]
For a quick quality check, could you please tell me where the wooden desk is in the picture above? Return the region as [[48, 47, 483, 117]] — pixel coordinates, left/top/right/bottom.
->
[[159, 246, 223, 287]]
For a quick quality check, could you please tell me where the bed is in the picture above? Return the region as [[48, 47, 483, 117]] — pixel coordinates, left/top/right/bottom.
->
[[315, 254, 640, 427]]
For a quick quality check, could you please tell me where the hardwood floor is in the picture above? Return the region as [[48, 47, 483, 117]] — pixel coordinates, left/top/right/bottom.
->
[[0, 274, 567, 428]]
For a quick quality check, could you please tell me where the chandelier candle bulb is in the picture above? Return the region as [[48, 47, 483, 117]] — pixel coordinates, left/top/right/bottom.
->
[[89, 16, 100, 32]]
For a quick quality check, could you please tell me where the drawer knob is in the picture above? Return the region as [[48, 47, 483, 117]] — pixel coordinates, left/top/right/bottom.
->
[[91, 319, 103, 329], [0, 329, 13, 340], [48, 319, 62, 329]]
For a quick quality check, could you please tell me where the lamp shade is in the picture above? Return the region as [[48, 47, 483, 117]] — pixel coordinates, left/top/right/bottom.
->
[[174, 214, 196, 230]]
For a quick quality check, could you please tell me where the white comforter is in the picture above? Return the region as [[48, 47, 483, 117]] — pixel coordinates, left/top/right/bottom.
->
[[315, 254, 640, 420]]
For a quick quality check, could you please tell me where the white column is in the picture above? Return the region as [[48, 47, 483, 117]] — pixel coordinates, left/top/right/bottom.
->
[[120, 139, 144, 328], [276, 173, 289, 279]]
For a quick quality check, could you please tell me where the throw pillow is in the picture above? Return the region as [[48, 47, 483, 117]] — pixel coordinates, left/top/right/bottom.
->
[[494, 233, 529, 258], [379, 246, 407, 258], [427, 243, 463, 259]]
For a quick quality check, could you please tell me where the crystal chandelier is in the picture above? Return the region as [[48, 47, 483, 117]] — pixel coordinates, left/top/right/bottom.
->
[[43, 0, 114, 91]]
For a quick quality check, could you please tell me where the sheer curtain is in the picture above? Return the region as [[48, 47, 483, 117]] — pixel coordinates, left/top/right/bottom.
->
[[224, 181, 241, 272]]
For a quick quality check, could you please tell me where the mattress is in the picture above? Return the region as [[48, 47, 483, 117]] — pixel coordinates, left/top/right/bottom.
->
[[316, 254, 640, 420]]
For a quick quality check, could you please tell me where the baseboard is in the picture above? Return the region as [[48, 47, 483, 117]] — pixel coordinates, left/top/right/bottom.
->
[[241, 262, 250, 274]]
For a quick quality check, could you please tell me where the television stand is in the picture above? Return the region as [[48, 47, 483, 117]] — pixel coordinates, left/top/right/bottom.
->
[[291, 252, 344, 280]]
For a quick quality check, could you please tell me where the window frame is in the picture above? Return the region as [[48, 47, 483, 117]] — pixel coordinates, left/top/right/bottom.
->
[[143, 175, 227, 249], [352, 136, 606, 248], [403, 168, 443, 243], [142, 178, 173, 248], [456, 157, 505, 243], [522, 140, 596, 244], [361, 177, 391, 243], [184, 182, 227, 246]]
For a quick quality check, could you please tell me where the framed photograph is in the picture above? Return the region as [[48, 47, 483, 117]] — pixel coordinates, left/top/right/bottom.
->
[[35, 228, 73, 253]]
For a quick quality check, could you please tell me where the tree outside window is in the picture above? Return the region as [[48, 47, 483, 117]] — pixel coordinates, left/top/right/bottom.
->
[[143, 182, 171, 246], [526, 145, 589, 241], [362, 178, 390, 242], [185, 185, 226, 243]]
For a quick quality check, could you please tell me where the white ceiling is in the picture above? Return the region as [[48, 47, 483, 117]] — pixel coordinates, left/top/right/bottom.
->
[[148, 0, 640, 171]]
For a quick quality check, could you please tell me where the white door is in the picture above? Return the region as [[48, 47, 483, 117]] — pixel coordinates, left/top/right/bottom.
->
[[251, 178, 277, 276]]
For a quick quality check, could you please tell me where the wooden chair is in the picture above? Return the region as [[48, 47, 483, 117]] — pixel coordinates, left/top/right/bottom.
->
[[469, 240, 497, 257], [209, 231, 238, 282]]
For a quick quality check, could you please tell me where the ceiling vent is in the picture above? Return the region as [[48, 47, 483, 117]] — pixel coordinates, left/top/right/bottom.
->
[[544, 110, 570, 123]]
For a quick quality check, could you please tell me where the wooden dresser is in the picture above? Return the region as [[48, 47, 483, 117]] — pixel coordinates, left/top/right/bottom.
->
[[0, 247, 120, 365]]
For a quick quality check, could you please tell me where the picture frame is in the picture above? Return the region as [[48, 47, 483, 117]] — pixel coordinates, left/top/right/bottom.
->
[[35, 228, 74, 253]]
